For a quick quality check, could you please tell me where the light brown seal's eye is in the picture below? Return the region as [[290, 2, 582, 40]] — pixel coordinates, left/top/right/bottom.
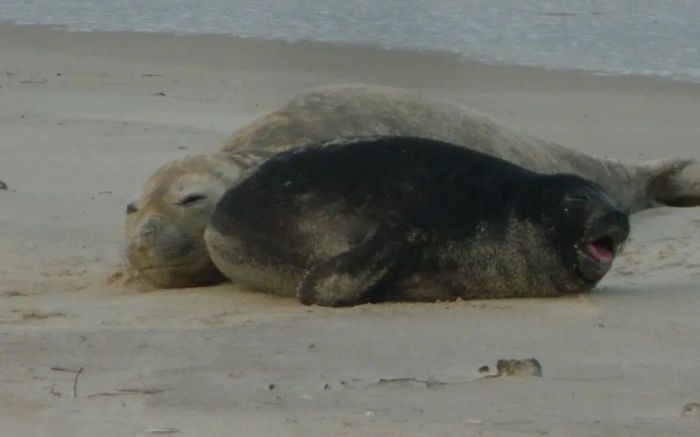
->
[[126, 202, 138, 215], [178, 193, 207, 206]]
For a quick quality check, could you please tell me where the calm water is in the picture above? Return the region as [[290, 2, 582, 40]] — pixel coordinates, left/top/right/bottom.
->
[[2, 0, 700, 82]]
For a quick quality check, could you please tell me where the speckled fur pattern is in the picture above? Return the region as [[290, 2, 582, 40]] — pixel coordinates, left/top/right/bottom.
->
[[394, 220, 572, 301]]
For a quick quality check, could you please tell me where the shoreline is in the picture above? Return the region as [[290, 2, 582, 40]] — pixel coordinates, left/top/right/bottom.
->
[[3, 22, 700, 91], [3, 20, 700, 86]]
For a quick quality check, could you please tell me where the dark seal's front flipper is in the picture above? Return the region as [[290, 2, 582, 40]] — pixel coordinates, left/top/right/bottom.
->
[[297, 232, 405, 307]]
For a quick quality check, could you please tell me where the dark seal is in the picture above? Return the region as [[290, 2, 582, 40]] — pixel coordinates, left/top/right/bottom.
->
[[204, 136, 630, 307]]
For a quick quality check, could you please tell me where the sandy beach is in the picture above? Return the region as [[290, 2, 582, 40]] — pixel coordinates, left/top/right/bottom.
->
[[1, 23, 700, 436]]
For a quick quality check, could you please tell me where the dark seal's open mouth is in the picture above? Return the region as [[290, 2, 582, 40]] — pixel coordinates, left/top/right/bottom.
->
[[584, 236, 615, 264], [575, 217, 628, 283]]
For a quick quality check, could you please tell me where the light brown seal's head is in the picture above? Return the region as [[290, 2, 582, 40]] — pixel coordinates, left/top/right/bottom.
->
[[125, 152, 261, 288]]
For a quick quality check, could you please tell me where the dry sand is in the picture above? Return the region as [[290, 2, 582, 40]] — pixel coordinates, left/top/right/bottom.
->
[[1, 24, 700, 436]]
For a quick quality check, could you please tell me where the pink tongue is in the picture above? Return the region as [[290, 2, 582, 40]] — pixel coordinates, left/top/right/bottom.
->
[[585, 242, 613, 263]]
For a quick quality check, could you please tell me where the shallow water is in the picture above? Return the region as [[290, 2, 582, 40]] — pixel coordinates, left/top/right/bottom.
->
[[2, 0, 699, 82]]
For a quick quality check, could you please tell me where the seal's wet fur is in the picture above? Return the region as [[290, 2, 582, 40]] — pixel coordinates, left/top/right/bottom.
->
[[205, 136, 630, 306]]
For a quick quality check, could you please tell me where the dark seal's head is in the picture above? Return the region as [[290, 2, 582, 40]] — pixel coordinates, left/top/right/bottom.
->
[[535, 174, 630, 287]]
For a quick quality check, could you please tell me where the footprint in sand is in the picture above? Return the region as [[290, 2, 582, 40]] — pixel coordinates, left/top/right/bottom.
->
[[681, 403, 700, 419]]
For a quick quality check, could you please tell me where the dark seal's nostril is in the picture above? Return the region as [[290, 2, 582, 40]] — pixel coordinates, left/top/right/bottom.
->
[[614, 209, 627, 223], [126, 202, 138, 215], [603, 209, 628, 228]]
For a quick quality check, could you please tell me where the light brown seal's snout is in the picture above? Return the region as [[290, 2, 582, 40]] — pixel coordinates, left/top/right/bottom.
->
[[126, 213, 223, 288], [136, 218, 162, 245]]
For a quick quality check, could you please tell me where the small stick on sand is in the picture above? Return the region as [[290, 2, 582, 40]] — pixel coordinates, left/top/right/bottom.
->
[[50, 367, 77, 372], [73, 367, 84, 398], [49, 366, 84, 398]]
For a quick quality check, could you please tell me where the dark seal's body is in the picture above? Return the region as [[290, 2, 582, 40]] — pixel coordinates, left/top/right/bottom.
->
[[205, 136, 629, 306]]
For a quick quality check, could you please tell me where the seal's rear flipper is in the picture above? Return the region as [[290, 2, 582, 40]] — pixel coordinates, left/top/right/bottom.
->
[[645, 158, 700, 207], [297, 235, 403, 307]]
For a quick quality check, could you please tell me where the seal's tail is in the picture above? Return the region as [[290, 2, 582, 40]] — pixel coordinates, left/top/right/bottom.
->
[[640, 157, 700, 207]]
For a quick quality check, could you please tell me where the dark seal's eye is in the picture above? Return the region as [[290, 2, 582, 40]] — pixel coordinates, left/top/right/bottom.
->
[[126, 202, 138, 215], [565, 194, 591, 203], [179, 193, 207, 206]]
